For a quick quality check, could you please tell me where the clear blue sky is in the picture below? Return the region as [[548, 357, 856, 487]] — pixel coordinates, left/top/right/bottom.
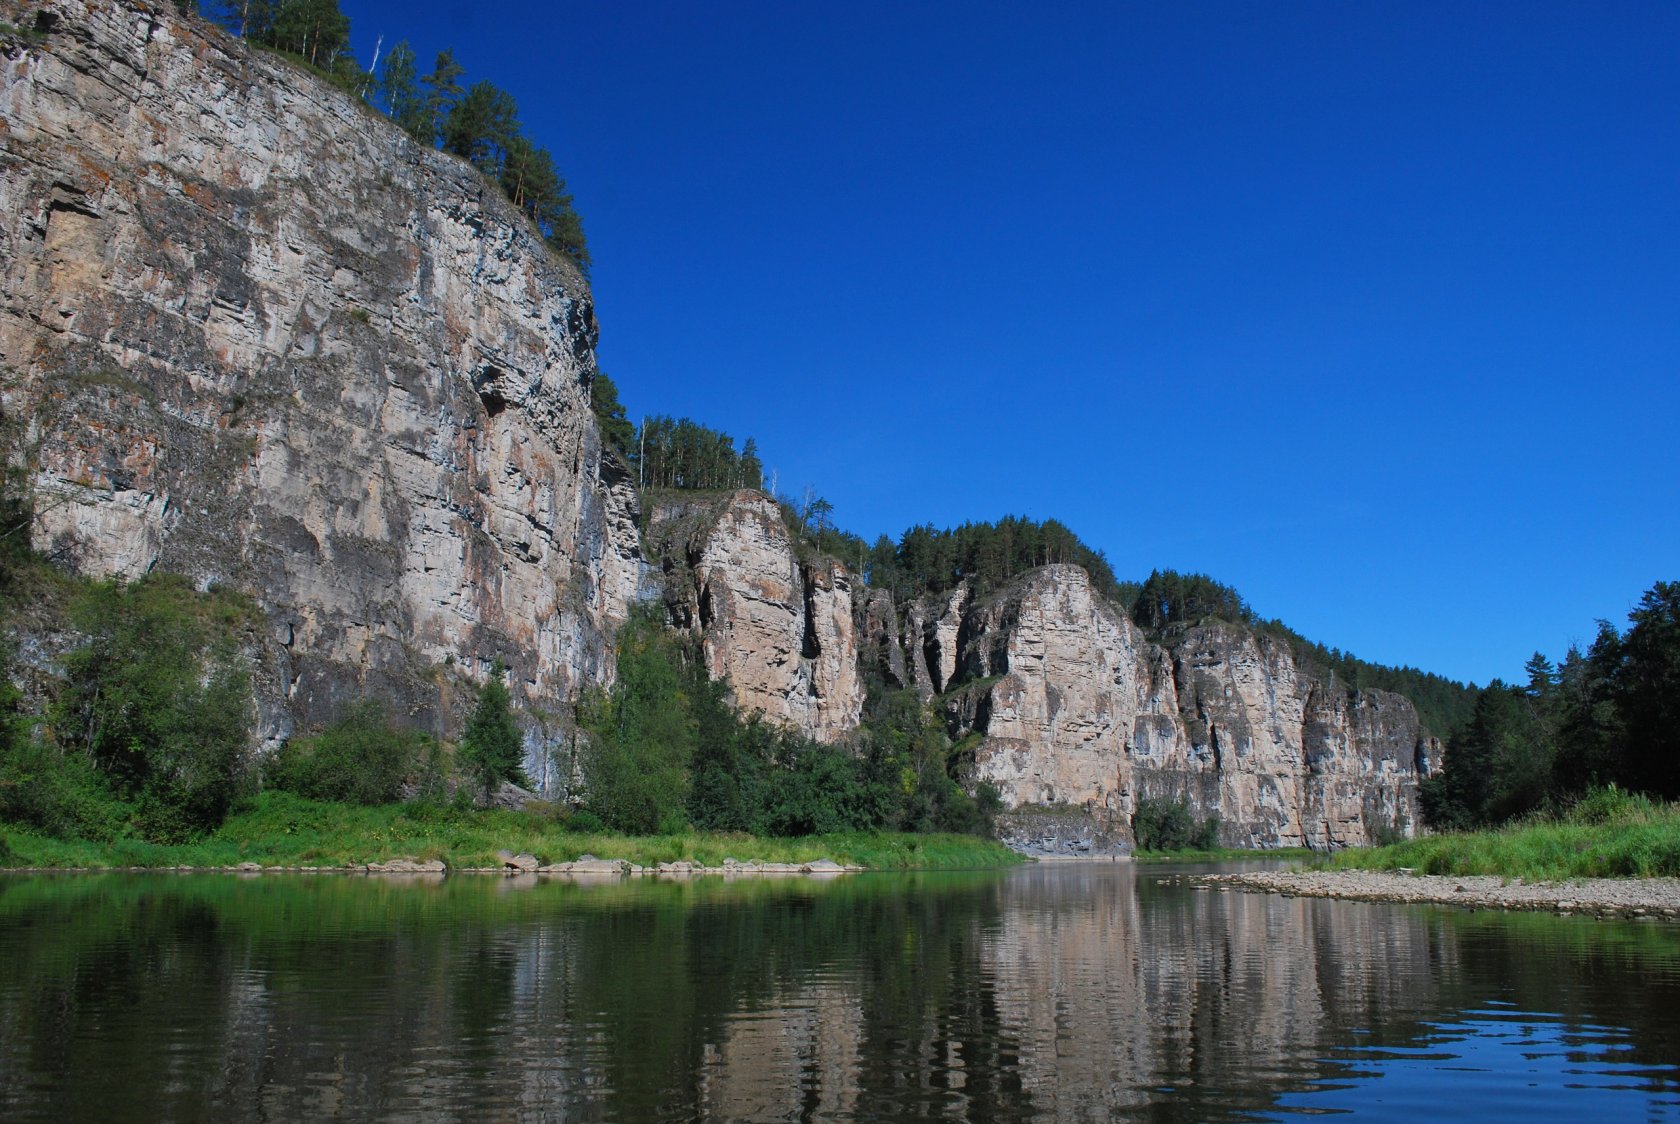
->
[[341, 1, 1679, 688]]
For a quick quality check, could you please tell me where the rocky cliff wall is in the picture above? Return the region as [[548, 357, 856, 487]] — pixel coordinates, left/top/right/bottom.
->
[[0, 0, 642, 771], [872, 566, 1437, 848], [646, 491, 862, 742]]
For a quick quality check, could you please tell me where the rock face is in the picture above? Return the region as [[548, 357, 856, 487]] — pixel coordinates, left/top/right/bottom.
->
[[647, 491, 862, 742], [873, 566, 1437, 847], [0, 0, 642, 767], [0, 0, 1439, 836]]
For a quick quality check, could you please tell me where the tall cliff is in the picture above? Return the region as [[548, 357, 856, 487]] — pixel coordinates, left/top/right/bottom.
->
[[0, 0, 642, 772], [2, 0, 1437, 841], [889, 566, 1438, 848], [644, 494, 1434, 847]]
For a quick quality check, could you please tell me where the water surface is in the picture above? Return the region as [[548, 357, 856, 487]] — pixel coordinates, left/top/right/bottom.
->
[[1, 863, 1677, 1120]]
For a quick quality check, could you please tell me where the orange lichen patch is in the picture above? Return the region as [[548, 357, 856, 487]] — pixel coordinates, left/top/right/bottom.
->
[[750, 577, 789, 601], [181, 180, 219, 210], [74, 152, 113, 187]]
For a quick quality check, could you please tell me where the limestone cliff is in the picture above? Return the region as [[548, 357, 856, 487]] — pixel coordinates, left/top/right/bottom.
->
[[1, 0, 1439, 837], [876, 566, 1438, 847], [645, 491, 861, 742], [0, 0, 642, 769]]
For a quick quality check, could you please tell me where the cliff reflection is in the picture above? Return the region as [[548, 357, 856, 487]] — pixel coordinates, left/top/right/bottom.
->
[[1, 866, 1677, 1121]]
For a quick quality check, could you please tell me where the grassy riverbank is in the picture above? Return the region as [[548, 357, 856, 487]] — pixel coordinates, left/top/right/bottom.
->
[[1327, 789, 1680, 880], [0, 791, 1023, 871]]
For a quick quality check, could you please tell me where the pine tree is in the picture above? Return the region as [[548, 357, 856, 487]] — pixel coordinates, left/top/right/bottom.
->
[[379, 40, 430, 141], [460, 661, 525, 802], [420, 49, 465, 147]]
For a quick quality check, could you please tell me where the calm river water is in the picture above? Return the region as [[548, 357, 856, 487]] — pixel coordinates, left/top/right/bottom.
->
[[1, 862, 1677, 1121]]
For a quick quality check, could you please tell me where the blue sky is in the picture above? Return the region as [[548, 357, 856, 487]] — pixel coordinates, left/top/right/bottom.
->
[[340, 1, 1679, 688]]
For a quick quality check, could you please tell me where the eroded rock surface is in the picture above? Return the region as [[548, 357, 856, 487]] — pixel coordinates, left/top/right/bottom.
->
[[867, 566, 1437, 847], [647, 491, 862, 742], [0, 0, 641, 770]]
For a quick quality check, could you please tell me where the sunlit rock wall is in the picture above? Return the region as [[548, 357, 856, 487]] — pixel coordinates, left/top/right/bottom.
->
[[871, 566, 1434, 847], [0, 0, 642, 766], [647, 490, 862, 742]]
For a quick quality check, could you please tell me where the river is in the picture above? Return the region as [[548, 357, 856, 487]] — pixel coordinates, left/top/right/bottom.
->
[[1, 862, 1676, 1120]]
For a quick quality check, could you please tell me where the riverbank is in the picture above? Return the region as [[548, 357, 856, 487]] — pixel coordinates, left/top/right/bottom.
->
[[1137, 846, 1315, 863], [0, 792, 1023, 873], [1205, 868, 1680, 920], [1316, 788, 1680, 881]]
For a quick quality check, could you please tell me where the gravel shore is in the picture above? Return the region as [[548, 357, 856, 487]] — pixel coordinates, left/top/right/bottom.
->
[[1203, 868, 1680, 921]]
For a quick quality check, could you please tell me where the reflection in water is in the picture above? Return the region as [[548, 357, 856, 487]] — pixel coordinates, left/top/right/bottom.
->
[[0, 865, 1677, 1120]]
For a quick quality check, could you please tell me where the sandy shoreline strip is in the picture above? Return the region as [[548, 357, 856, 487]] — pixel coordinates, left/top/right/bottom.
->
[[1203, 869, 1680, 921]]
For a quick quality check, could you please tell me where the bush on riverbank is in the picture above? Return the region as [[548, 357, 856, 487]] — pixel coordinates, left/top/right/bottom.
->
[[1330, 786, 1680, 879], [1132, 796, 1220, 852], [0, 790, 1022, 871]]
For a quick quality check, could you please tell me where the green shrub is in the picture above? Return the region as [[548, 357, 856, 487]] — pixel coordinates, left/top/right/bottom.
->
[[52, 575, 256, 841], [563, 808, 605, 834], [1133, 796, 1220, 851], [0, 732, 130, 841], [266, 701, 430, 805], [1567, 785, 1655, 826]]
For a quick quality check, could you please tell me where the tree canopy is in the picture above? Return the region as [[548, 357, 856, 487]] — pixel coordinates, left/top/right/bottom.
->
[[1423, 580, 1680, 829]]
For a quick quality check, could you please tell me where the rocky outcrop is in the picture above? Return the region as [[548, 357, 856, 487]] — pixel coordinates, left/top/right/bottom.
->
[[647, 491, 862, 742], [868, 566, 1436, 847], [0, 0, 641, 768]]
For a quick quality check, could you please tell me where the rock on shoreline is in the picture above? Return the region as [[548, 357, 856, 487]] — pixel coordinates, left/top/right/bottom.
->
[[1204, 869, 1680, 921]]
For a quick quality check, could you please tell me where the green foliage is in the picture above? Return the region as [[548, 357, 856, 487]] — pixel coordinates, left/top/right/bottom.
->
[[633, 415, 763, 491], [219, 13, 590, 270], [459, 663, 526, 803], [590, 372, 636, 457], [52, 575, 255, 842], [266, 700, 431, 805], [1132, 796, 1220, 852], [579, 608, 694, 834], [0, 789, 1021, 871], [1424, 580, 1680, 831], [868, 515, 1124, 604], [1333, 788, 1680, 880], [377, 40, 430, 141], [1420, 680, 1556, 830], [563, 808, 605, 834], [420, 49, 464, 143], [0, 645, 128, 841], [1128, 568, 1256, 633], [582, 609, 996, 840]]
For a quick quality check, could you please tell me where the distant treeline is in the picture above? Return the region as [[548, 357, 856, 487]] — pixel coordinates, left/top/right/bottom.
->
[[590, 373, 764, 492], [864, 516, 1127, 605], [591, 366, 1480, 738], [1119, 568, 1478, 737], [1423, 581, 1680, 830], [209, 0, 589, 269]]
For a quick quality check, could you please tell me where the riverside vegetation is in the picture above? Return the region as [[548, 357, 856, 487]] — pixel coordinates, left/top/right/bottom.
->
[[0, 528, 1012, 868], [1329, 786, 1680, 881]]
